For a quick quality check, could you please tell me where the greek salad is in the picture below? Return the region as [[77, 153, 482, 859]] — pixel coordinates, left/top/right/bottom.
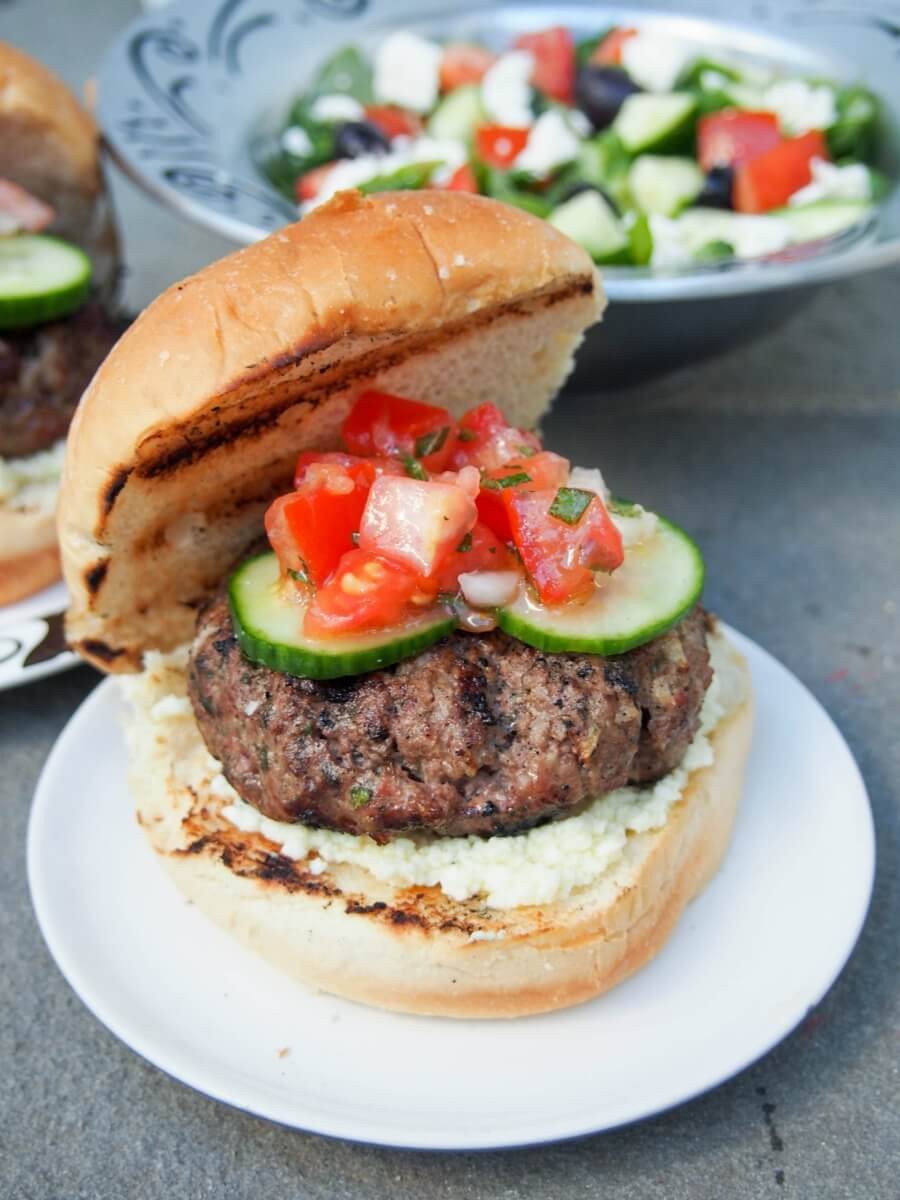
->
[[233, 390, 702, 680], [258, 24, 886, 270]]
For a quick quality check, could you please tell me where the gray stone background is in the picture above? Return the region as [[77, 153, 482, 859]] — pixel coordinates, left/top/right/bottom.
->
[[0, 2, 897, 1197]]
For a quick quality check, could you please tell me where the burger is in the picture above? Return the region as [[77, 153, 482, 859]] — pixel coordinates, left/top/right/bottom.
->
[[59, 190, 752, 1018], [0, 41, 123, 604]]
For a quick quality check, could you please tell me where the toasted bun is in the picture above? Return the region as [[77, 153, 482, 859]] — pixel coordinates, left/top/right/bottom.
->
[[59, 189, 603, 671], [127, 636, 751, 1018], [0, 506, 60, 604], [0, 41, 119, 292]]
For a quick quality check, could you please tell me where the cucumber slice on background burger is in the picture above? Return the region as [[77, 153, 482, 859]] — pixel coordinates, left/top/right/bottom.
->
[[59, 189, 752, 1019], [0, 41, 123, 605]]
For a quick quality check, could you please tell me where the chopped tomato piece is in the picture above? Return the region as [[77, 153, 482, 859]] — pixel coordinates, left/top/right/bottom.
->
[[364, 105, 423, 140], [734, 130, 828, 213], [477, 450, 570, 541], [475, 124, 530, 169], [265, 463, 372, 588], [360, 475, 477, 577], [590, 27, 638, 67], [513, 26, 576, 103], [295, 163, 336, 203], [304, 550, 434, 637], [503, 487, 624, 604], [443, 163, 480, 193], [293, 451, 376, 490], [450, 403, 542, 472], [0, 178, 55, 232], [343, 389, 458, 472], [440, 43, 495, 92], [697, 109, 781, 171], [433, 522, 516, 592]]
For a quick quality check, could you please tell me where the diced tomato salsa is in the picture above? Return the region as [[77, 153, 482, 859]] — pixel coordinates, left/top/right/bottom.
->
[[264, 390, 627, 637]]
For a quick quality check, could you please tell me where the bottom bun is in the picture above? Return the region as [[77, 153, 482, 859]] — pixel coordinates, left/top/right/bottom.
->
[[128, 637, 752, 1019], [0, 507, 61, 605]]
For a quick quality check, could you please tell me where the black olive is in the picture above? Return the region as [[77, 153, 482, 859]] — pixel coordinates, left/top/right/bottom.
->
[[695, 165, 734, 210], [559, 181, 620, 217], [574, 65, 641, 131], [333, 120, 390, 159]]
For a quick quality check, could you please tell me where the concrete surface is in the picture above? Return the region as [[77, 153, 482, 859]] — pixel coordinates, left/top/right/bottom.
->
[[1, 2, 898, 1197]]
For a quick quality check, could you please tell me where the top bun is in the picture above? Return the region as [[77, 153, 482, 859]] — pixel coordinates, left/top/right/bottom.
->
[[59, 189, 604, 672], [0, 41, 119, 292]]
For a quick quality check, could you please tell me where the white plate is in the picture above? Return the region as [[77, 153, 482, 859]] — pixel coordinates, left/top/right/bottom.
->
[[27, 627, 873, 1150], [0, 582, 78, 690]]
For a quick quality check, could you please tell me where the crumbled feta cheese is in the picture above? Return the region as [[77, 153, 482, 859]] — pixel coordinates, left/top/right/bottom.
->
[[789, 157, 871, 205], [281, 125, 313, 158], [373, 31, 441, 113], [149, 695, 192, 721], [302, 136, 466, 210], [481, 51, 535, 127], [514, 109, 581, 177], [764, 79, 836, 135], [0, 439, 65, 512], [621, 35, 696, 92], [309, 93, 365, 124], [650, 211, 792, 267], [567, 108, 592, 138]]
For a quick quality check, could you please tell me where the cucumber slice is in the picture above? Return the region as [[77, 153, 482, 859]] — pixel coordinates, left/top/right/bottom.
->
[[613, 93, 697, 155], [427, 84, 485, 142], [629, 155, 704, 216], [230, 553, 455, 680], [773, 201, 874, 242], [549, 190, 628, 264], [497, 516, 704, 656], [0, 235, 92, 329]]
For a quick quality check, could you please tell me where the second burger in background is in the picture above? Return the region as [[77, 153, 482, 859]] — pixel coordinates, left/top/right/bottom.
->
[[0, 41, 124, 604]]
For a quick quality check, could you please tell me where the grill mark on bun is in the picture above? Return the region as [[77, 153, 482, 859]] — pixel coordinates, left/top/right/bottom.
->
[[103, 467, 131, 515], [78, 638, 125, 663], [84, 560, 108, 595], [131, 282, 592, 485]]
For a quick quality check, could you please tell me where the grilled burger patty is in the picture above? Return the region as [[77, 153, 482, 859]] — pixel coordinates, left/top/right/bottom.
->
[[188, 582, 712, 840], [0, 301, 125, 458]]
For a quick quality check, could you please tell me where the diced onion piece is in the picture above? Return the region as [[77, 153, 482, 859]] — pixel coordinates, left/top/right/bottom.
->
[[458, 570, 520, 608]]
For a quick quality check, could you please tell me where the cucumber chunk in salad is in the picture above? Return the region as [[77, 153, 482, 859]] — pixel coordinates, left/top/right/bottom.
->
[[548, 190, 629, 263], [497, 516, 704, 656], [613, 92, 698, 155], [230, 553, 455, 680]]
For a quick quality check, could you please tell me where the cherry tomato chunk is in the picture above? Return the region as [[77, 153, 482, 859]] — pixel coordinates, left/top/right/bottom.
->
[[513, 26, 576, 103], [304, 550, 434, 637], [475, 125, 530, 169], [443, 163, 480, 193], [590, 27, 638, 67], [734, 130, 828, 213], [503, 487, 623, 604], [359, 474, 477, 577], [364, 105, 423, 140], [343, 389, 458, 471], [440, 43, 495, 92], [697, 109, 780, 171], [295, 163, 335, 203]]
